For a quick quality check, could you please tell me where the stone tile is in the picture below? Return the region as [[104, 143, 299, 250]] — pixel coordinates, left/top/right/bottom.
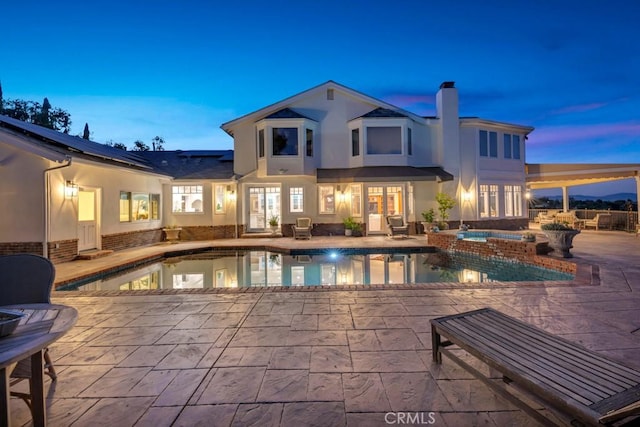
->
[[229, 327, 289, 347], [79, 367, 151, 397], [269, 346, 311, 369], [231, 403, 284, 426], [198, 367, 266, 404], [88, 326, 172, 346], [375, 329, 424, 350], [380, 372, 452, 411], [155, 343, 212, 369], [44, 365, 112, 397], [436, 379, 518, 411], [95, 312, 142, 327], [346, 412, 395, 427], [216, 347, 274, 367], [197, 346, 225, 368], [201, 302, 235, 313], [303, 303, 332, 314], [347, 330, 382, 351], [281, 402, 346, 427], [71, 396, 156, 427], [202, 312, 245, 328], [353, 317, 386, 329], [319, 314, 354, 330], [383, 316, 410, 328], [172, 404, 238, 427], [342, 373, 391, 412], [331, 304, 351, 314], [168, 303, 208, 314], [257, 369, 309, 402], [134, 406, 182, 426], [155, 328, 224, 344], [310, 346, 353, 372], [291, 314, 318, 330], [287, 330, 348, 346], [44, 398, 100, 427], [351, 351, 427, 372], [118, 344, 176, 367], [128, 369, 179, 396], [307, 373, 343, 401], [154, 369, 209, 406], [174, 313, 212, 329], [350, 303, 409, 317], [242, 314, 293, 327], [213, 328, 239, 347], [56, 345, 138, 365]]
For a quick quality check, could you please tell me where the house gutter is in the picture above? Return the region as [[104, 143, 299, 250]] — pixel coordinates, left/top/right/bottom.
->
[[43, 157, 73, 258]]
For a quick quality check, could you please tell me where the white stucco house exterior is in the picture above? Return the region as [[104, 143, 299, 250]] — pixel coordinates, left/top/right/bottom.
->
[[0, 80, 536, 263]]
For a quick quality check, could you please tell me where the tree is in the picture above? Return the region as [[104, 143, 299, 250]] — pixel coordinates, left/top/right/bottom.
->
[[0, 81, 4, 113], [83, 123, 90, 139], [131, 140, 150, 151], [436, 192, 457, 222], [151, 136, 165, 151], [1, 96, 71, 133], [105, 140, 128, 150], [34, 97, 52, 128]]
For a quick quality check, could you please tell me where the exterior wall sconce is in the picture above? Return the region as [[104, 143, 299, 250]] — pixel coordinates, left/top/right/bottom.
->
[[462, 191, 472, 202], [227, 184, 236, 200], [65, 180, 78, 199]]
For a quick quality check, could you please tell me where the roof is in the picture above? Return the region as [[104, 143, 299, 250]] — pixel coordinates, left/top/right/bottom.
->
[[135, 150, 235, 180], [0, 115, 152, 170], [357, 107, 408, 119], [221, 80, 424, 135], [263, 108, 315, 121], [317, 166, 454, 183], [526, 163, 640, 189]]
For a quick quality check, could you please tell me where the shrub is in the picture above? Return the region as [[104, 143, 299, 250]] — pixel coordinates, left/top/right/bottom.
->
[[541, 222, 574, 231]]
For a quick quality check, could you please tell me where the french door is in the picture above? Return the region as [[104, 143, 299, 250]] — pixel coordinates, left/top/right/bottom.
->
[[366, 185, 404, 234], [247, 186, 280, 231], [78, 188, 99, 251]]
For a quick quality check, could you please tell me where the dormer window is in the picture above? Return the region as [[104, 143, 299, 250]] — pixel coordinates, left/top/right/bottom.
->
[[272, 128, 298, 156], [367, 127, 402, 155]]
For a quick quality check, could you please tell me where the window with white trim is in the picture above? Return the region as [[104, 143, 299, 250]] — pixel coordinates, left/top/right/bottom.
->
[[272, 128, 298, 156], [214, 184, 225, 214], [479, 130, 498, 158], [350, 184, 362, 217], [318, 185, 335, 214], [120, 192, 160, 221], [503, 134, 521, 160], [172, 185, 203, 213], [504, 185, 522, 217], [479, 184, 499, 218], [367, 126, 401, 155], [290, 187, 304, 213]]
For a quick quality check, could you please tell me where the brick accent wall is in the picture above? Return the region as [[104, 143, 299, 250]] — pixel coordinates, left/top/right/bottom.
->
[[102, 229, 164, 252], [0, 242, 43, 257], [427, 232, 576, 274], [48, 239, 78, 264]]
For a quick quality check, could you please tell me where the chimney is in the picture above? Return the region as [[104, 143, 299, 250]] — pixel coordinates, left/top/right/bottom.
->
[[436, 81, 458, 120], [435, 81, 460, 171]]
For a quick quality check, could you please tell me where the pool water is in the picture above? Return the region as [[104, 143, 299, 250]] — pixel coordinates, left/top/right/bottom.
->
[[59, 248, 573, 291], [456, 231, 522, 242]]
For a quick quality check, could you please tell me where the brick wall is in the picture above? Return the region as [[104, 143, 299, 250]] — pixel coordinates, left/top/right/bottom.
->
[[48, 239, 78, 264], [0, 242, 43, 257], [102, 229, 164, 252], [427, 232, 576, 274]]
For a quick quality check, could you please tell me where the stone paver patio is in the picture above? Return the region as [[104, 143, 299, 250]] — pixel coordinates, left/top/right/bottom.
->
[[8, 230, 640, 426]]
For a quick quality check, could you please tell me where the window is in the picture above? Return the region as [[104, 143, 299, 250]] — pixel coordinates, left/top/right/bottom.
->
[[318, 185, 335, 214], [120, 192, 160, 221], [350, 184, 362, 217], [290, 187, 304, 213], [172, 185, 203, 213], [258, 129, 265, 158], [272, 127, 298, 156], [504, 134, 512, 159], [351, 129, 360, 156], [503, 134, 521, 159], [407, 128, 412, 155], [479, 130, 498, 158], [505, 185, 522, 217], [306, 129, 313, 157], [367, 127, 401, 155], [119, 192, 130, 222], [479, 184, 499, 218], [215, 184, 225, 214]]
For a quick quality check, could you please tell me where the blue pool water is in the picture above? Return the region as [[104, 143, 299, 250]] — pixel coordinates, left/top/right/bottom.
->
[[456, 231, 522, 242], [59, 248, 573, 291]]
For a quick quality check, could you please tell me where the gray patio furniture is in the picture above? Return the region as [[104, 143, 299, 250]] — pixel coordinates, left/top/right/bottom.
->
[[292, 217, 312, 240], [386, 215, 409, 238], [0, 254, 58, 410]]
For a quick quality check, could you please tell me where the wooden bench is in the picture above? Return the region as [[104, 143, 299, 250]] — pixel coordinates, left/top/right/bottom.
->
[[431, 308, 640, 426]]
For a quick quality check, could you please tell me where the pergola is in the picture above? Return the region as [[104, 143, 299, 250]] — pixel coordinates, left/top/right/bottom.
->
[[525, 163, 640, 212]]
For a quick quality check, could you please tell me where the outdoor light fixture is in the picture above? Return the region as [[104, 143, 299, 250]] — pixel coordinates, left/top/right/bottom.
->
[[65, 180, 78, 199], [462, 191, 472, 202]]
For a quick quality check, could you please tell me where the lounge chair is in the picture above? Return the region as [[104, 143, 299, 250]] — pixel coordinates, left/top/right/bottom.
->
[[0, 254, 57, 414], [584, 213, 612, 231], [386, 215, 409, 238], [292, 217, 312, 240]]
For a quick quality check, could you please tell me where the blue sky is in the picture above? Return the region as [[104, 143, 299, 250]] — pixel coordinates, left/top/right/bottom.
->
[[1, 0, 639, 195]]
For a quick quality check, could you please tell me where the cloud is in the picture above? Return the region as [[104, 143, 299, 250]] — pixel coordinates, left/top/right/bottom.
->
[[529, 121, 640, 146], [549, 102, 610, 115]]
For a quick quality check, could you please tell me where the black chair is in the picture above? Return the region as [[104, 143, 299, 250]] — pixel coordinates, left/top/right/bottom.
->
[[0, 254, 57, 413]]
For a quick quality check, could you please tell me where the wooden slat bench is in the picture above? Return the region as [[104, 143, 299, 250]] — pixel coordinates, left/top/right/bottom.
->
[[431, 308, 640, 426]]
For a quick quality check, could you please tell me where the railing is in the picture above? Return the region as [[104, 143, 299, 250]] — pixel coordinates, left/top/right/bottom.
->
[[528, 208, 639, 232]]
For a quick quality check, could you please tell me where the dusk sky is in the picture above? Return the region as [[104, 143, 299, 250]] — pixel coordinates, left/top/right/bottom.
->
[[2, 0, 639, 196]]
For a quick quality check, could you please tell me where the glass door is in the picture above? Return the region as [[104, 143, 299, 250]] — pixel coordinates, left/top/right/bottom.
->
[[366, 185, 404, 234], [248, 186, 281, 231]]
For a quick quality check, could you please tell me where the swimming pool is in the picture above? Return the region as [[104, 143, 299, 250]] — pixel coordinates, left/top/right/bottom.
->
[[456, 231, 522, 242], [59, 248, 573, 291]]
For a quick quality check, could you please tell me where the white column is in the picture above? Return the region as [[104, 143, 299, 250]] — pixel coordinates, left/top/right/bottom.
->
[[562, 186, 569, 212]]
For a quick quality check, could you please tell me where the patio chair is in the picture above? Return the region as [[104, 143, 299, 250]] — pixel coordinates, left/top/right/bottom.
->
[[386, 215, 409, 238], [0, 254, 57, 412], [292, 217, 312, 240], [584, 213, 612, 231]]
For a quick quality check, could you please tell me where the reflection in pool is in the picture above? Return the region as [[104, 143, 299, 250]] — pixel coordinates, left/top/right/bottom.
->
[[60, 249, 574, 291]]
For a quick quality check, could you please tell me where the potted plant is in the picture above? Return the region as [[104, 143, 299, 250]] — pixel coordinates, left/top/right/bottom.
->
[[268, 215, 280, 234], [343, 216, 356, 236], [521, 231, 536, 242], [162, 224, 182, 243], [436, 192, 456, 230], [421, 208, 435, 233], [351, 221, 363, 237], [541, 222, 580, 258]]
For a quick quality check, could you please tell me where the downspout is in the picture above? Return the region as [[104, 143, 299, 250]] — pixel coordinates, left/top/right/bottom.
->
[[43, 156, 73, 258]]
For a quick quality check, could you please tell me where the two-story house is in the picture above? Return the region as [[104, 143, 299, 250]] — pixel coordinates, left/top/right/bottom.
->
[[222, 81, 533, 236]]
